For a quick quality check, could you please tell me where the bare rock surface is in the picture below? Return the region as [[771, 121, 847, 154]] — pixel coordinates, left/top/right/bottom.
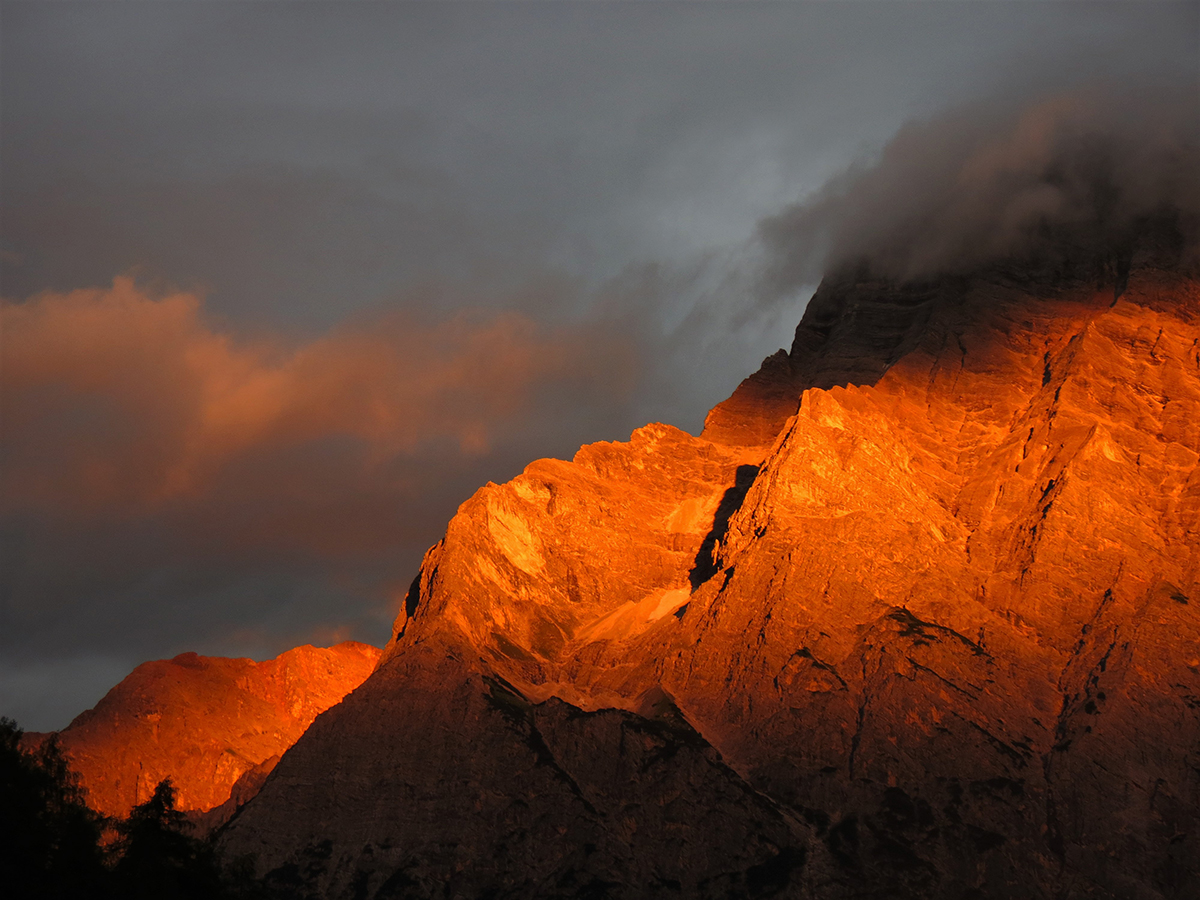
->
[[223, 641, 818, 900], [46, 641, 380, 818], [222, 245, 1200, 898]]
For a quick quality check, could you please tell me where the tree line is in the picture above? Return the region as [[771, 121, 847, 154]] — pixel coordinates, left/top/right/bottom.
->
[[1, 717, 271, 899]]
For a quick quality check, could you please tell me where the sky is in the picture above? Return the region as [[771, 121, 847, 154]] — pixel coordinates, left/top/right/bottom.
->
[[2, 1, 1197, 731]]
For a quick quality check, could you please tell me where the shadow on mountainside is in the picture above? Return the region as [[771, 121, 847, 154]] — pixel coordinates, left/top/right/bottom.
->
[[689, 464, 759, 590]]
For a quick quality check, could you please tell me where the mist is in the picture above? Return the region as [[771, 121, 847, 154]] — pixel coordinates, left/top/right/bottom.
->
[[760, 84, 1200, 296]]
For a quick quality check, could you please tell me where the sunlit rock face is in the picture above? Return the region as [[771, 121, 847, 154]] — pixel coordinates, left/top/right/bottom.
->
[[44, 642, 380, 819], [222, 238, 1200, 899]]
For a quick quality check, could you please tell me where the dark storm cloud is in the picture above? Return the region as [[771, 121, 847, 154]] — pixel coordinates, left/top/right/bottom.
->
[[759, 85, 1200, 292], [1, 1, 1196, 729], [7, 2, 1192, 325]]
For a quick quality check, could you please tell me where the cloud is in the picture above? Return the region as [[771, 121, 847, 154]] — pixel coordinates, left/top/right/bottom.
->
[[4, 2, 1195, 732], [0, 278, 638, 728], [2, 277, 635, 517], [759, 84, 1200, 291]]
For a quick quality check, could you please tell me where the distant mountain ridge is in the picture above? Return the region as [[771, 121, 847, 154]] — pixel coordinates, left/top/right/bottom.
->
[[26, 642, 379, 821]]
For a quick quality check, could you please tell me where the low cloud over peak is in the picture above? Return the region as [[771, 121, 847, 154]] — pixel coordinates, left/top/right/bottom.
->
[[760, 85, 1200, 291]]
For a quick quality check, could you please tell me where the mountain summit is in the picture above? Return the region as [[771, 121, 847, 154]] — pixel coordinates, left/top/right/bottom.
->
[[32, 642, 380, 822], [218, 226, 1200, 898]]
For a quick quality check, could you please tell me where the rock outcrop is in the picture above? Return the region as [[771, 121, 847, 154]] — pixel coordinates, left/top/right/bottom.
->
[[43, 642, 380, 820], [221, 236, 1200, 898]]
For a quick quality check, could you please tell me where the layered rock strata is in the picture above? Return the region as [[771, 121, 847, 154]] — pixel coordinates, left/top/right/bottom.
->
[[44, 641, 380, 819], [222, 241, 1200, 899]]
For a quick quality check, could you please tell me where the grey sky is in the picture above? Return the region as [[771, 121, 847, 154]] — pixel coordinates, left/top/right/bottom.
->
[[2, 1, 1196, 731]]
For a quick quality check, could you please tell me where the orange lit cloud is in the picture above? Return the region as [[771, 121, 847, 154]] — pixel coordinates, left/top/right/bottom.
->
[[1, 278, 636, 519]]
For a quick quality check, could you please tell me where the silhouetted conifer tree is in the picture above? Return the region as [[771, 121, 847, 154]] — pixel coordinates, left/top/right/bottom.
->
[[2, 717, 274, 899], [0, 717, 110, 899], [112, 778, 228, 899]]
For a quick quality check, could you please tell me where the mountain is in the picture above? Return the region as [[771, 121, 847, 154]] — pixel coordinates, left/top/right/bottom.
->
[[219, 234, 1200, 899], [32, 642, 380, 821]]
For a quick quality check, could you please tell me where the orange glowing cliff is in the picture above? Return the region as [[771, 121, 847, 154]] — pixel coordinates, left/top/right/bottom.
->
[[35, 642, 379, 822], [212, 230, 1199, 899], [48, 224, 1198, 897]]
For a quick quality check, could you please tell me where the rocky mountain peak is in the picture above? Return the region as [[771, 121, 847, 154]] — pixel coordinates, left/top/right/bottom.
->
[[37, 641, 379, 820], [216, 243, 1200, 898]]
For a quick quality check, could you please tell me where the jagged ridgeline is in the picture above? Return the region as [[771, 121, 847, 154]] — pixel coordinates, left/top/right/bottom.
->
[[213, 205, 1200, 900]]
